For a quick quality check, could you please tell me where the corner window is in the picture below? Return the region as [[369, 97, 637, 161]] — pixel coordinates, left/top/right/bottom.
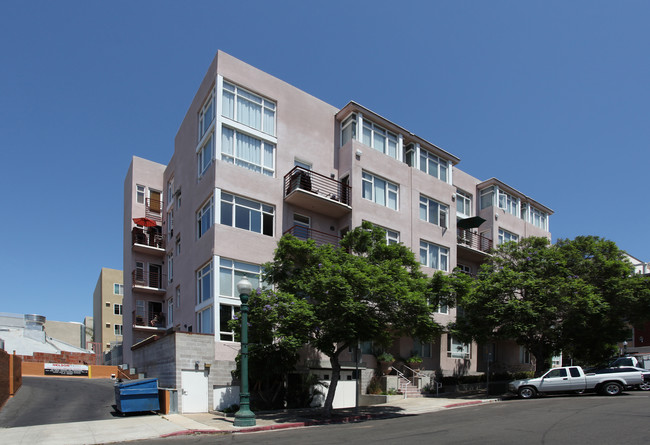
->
[[197, 306, 214, 334], [221, 127, 275, 177], [340, 113, 357, 146], [220, 192, 274, 236], [498, 189, 519, 216], [480, 187, 494, 210], [219, 304, 240, 341], [197, 262, 213, 304], [197, 196, 214, 239], [419, 240, 449, 271], [362, 171, 398, 210], [456, 190, 472, 219], [362, 119, 398, 159], [219, 258, 264, 298], [198, 132, 214, 177], [199, 93, 215, 141], [419, 195, 449, 228], [222, 81, 275, 136]]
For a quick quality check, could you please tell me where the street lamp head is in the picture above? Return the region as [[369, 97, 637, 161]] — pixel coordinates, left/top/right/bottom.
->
[[237, 276, 253, 297]]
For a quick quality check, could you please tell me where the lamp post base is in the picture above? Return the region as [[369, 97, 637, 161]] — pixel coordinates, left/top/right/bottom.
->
[[233, 407, 256, 427]]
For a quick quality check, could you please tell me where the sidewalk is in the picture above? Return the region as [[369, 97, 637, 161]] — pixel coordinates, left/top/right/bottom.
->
[[0, 394, 500, 444]]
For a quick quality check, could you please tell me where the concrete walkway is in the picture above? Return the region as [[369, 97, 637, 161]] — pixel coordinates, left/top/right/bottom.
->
[[0, 395, 500, 444]]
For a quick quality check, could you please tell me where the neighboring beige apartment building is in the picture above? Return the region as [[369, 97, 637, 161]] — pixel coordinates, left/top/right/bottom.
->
[[92, 268, 124, 362], [123, 51, 553, 412]]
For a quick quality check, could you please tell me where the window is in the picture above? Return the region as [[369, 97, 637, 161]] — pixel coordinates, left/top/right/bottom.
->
[[456, 190, 472, 218], [175, 286, 181, 308], [167, 209, 173, 240], [167, 252, 173, 282], [545, 368, 567, 378], [362, 119, 398, 159], [221, 127, 275, 176], [362, 172, 398, 210], [197, 196, 214, 239], [368, 222, 399, 245], [199, 93, 215, 140], [419, 149, 448, 182], [222, 81, 275, 136], [457, 264, 472, 275], [167, 298, 173, 326], [436, 303, 448, 314], [498, 189, 519, 216], [404, 143, 416, 167], [197, 306, 213, 334], [113, 304, 122, 315], [498, 228, 519, 245], [293, 213, 311, 240], [198, 132, 214, 177], [220, 192, 274, 236], [413, 339, 431, 358], [219, 258, 264, 298], [114, 324, 123, 336], [529, 206, 548, 230], [480, 186, 494, 210], [519, 346, 530, 364], [197, 262, 213, 304], [419, 195, 449, 228], [219, 304, 240, 341], [341, 114, 357, 146], [167, 178, 174, 206], [136, 185, 145, 204], [113, 284, 124, 295], [447, 336, 470, 358], [175, 236, 181, 256], [419, 240, 449, 271]]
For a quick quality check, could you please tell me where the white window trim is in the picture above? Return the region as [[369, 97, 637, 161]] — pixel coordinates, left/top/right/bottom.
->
[[419, 240, 449, 271], [419, 194, 449, 228], [361, 171, 399, 210]]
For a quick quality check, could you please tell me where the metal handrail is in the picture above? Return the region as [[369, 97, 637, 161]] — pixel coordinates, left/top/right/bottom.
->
[[394, 368, 412, 399], [283, 225, 341, 246], [283, 166, 351, 206], [457, 228, 492, 253]]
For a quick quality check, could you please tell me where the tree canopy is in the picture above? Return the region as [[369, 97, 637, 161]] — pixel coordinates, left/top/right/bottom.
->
[[256, 221, 441, 414], [451, 236, 650, 373]]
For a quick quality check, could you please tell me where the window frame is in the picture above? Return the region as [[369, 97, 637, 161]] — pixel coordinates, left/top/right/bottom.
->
[[220, 126, 275, 177], [362, 171, 399, 210], [198, 132, 214, 178], [361, 119, 398, 159], [196, 262, 213, 304], [220, 192, 274, 237], [419, 240, 449, 271], [113, 283, 124, 295], [456, 190, 472, 219], [419, 195, 449, 228], [498, 228, 519, 245], [196, 196, 214, 239], [447, 335, 471, 359], [198, 92, 215, 141], [113, 304, 123, 315], [419, 149, 448, 182], [222, 80, 276, 137], [114, 324, 123, 336]]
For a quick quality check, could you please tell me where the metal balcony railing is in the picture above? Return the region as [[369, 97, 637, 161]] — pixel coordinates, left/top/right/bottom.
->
[[283, 166, 351, 206], [132, 269, 166, 290], [131, 227, 165, 249], [132, 310, 165, 328], [284, 225, 341, 246], [457, 228, 493, 253]]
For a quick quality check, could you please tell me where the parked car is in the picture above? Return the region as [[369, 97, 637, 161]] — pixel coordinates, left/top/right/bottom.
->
[[509, 366, 645, 399]]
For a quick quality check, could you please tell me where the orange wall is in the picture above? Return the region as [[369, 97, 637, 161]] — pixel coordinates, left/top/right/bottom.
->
[[22, 361, 44, 376]]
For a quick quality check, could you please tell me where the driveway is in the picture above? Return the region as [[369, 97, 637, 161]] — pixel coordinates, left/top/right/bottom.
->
[[0, 376, 117, 427]]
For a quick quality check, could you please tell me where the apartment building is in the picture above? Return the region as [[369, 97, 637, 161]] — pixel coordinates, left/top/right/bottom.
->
[[92, 268, 124, 363], [123, 51, 552, 412]]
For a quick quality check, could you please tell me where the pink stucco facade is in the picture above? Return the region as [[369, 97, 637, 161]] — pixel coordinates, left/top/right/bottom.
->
[[123, 51, 553, 401]]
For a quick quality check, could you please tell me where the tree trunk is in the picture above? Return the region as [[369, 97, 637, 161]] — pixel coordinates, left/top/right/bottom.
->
[[322, 351, 342, 417], [531, 344, 552, 376]]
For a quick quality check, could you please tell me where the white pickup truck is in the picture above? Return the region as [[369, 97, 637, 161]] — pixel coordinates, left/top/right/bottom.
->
[[509, 366, 646, 399]]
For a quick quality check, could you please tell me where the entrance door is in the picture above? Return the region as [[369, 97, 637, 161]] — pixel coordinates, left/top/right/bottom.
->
[[181, 370, 209, 413]]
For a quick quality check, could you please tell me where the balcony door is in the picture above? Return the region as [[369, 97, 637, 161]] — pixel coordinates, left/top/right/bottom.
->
[[293, 213, 310, 241], [149, 264, 162, 288]]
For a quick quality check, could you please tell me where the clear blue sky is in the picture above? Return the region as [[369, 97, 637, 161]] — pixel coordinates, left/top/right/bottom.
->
[[1, 1, 648, 323]]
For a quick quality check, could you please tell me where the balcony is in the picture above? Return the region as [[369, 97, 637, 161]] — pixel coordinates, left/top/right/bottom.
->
[[284, 225, 341, 247], [132, 269, 166, 295], [283, 166, 351, 218], [457, 229, 492, 255], [132, 310, 166, 331], [132, 226, 165, 254]]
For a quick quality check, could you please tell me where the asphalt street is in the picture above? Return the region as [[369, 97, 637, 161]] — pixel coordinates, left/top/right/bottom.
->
[[0, 376, 117, 427], [128, 392, 650, 445]]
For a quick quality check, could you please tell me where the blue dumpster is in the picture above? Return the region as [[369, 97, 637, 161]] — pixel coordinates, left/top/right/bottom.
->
[[115, 378, 160, 413]]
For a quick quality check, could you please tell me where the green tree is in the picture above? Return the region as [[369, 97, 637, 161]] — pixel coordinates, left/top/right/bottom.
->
[[262, 222, 440, 415], [451, 236, 650, 374]]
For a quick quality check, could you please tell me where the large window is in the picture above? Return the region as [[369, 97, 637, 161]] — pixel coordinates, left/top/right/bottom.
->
[[480, 186, 494, 209], [419, 241, 449, 271], [197, 197, 214, 239], [529, 206, 548, 230], [419, 195, 449, 228], [221, 127, 275, 176], [498, 228, 519, 245], [197, 262, 213, 304], [498, 189, 519, 216], [220, 192, 274, 236], [219, 258, 264, 298], [362, 120, 398, 159], [413, 339, 431, 358], [199, 93, 215, 140], [198, 132, 214, 177], [448, 336, 471, 358], [197, 306, 213, 334], [456, 190, 472, 218], [362, 172, 398, 210], [222, 81, 275, 136], [420, 149, 448, 182], [341, 113, 357, 146]]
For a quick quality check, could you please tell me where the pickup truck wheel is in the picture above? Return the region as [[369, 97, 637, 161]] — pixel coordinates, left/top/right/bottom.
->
[[518, 386, 536, 399], [601, 382, 623, 396], [638, 382, 650, 391]]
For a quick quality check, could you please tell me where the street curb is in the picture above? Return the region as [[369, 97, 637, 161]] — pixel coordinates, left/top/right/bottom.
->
[[161, 400, 498, 437]]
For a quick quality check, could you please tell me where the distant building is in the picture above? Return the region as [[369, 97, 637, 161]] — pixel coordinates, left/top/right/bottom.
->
[[92, 268, 124, 364]]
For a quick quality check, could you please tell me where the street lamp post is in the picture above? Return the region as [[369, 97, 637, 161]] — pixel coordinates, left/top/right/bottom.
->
[[234, 276, 256, 427]]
